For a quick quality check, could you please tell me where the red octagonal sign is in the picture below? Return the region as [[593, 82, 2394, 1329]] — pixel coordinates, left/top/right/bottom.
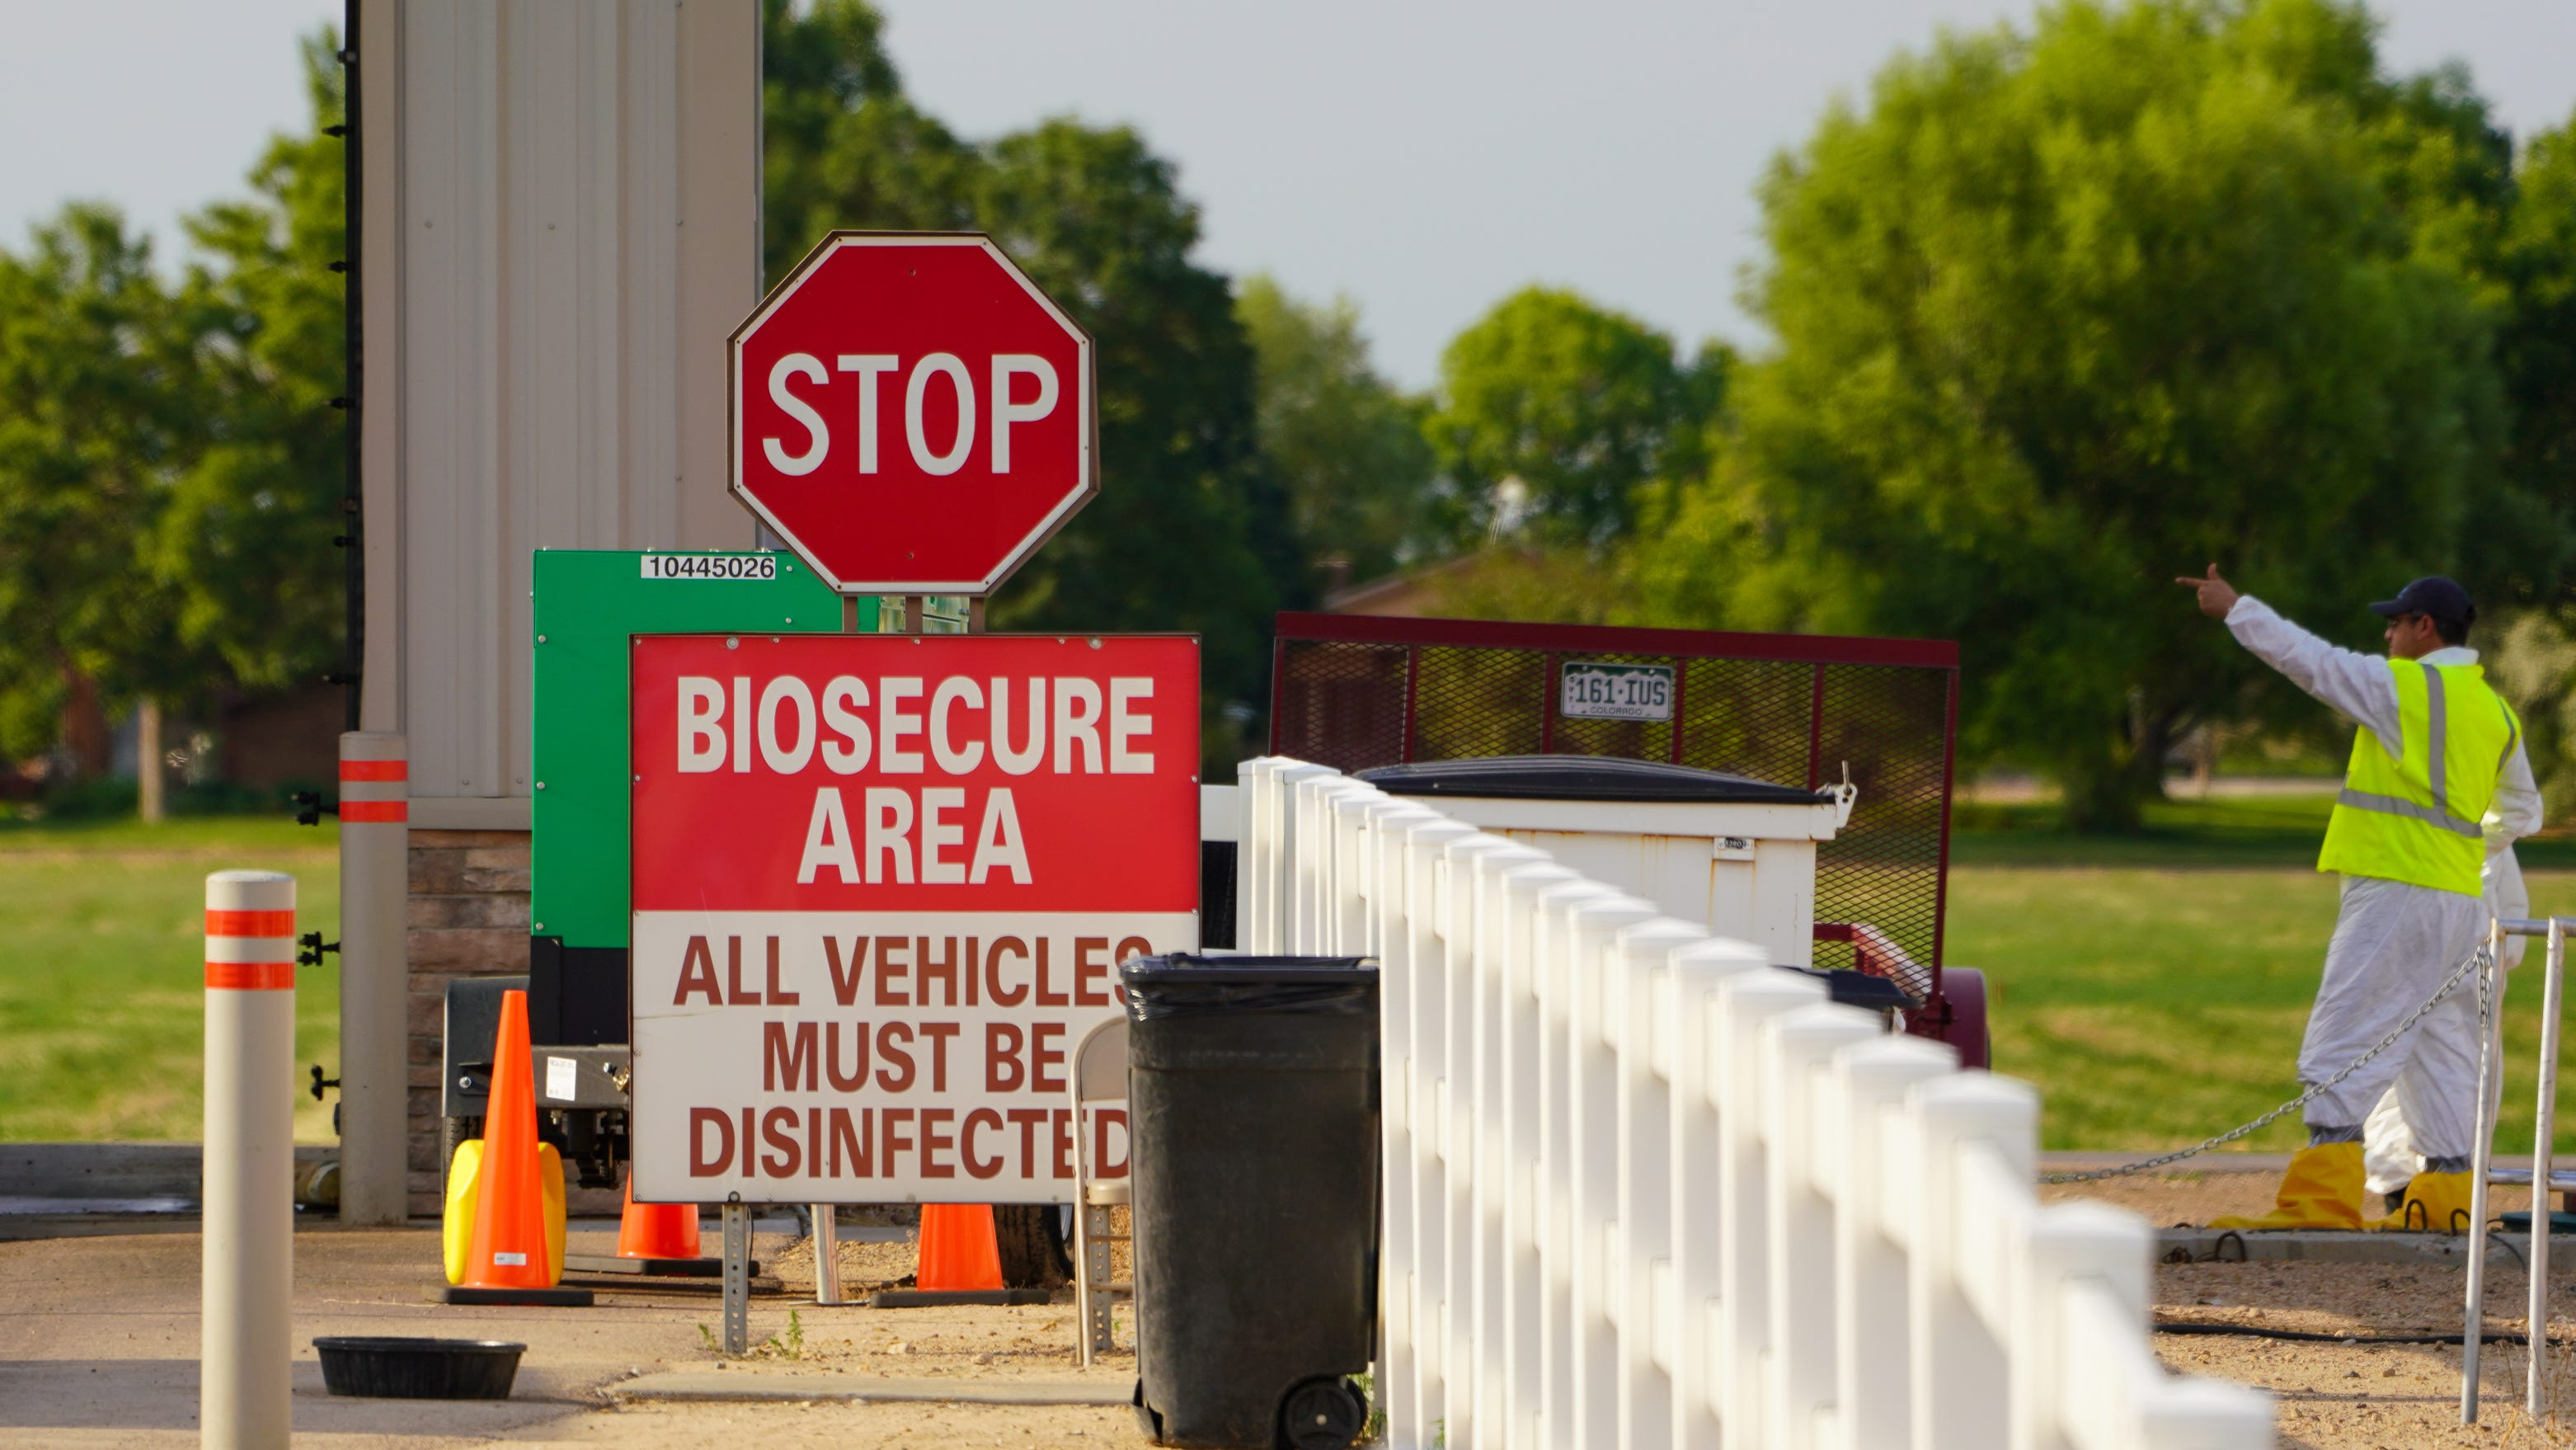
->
[[731, 233, 1095, 596]]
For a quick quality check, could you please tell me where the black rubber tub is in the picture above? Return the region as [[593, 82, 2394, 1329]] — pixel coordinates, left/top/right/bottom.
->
[[313, 1337, 525, 1400]]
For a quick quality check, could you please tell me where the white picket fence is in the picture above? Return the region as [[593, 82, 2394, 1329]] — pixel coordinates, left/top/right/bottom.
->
[[1234, 758, 2273, 1450]]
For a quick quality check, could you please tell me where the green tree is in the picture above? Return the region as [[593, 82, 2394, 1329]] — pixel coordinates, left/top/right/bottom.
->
[[2498, 113, 2576, 595], [156, 31, 348, 696], [0, 207, 193, 773], [1636, 0, 2522, 829], [1424, 287, 1724, 547], [1235, 275, 1437, 586], [761, 0, 974, 275], [762, 0, 1297, 765]]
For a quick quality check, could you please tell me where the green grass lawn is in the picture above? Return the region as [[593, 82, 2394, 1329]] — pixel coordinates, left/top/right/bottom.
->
[[1952, 791, 2576, 1154], [0, 817, 340, 1142], [3, 800, 2572, 1160]]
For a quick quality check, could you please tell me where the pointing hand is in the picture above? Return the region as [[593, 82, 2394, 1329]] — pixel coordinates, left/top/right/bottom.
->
[[2174, 564, 2239, 619]]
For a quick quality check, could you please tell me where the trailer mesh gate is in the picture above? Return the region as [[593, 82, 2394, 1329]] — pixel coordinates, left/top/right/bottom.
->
[[1267, 613, 1959, 998]]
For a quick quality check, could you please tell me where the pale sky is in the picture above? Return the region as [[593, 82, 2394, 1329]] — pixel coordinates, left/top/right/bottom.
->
[[4, 0, 2570, 388]]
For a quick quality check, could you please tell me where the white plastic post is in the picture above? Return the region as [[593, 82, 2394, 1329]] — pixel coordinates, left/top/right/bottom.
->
[[1472, 844, 1558, 1449], [1905, 1074, 2038, 1450], [1714, 967, 1830, 1449], [204, 870, 297, 1450], [1564, 894, 1660, 1450], [1826, 1033, 1957, 1450], [2014, 1203, 2151, 1450], [336, 732, 408, 1225], [1498, 858, 1580, 1449], [1533, 873, 1610, 1448], [2532, 918, 2564, 1418], [2464, 922, 2508, 1423], [1760, 1003, 1883, 1449], [1391, 815, 1479, 1444], [1447, 833, 1535, 1450], [1666, 937, 1771, 1450], [1613, 920, 1706, 1450]]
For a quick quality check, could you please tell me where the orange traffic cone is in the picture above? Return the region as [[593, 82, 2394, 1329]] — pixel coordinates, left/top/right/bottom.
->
[[916, 1204, 1005, 1292], [429, 990, 591, 1306], [615, 1175, 703, 1261]]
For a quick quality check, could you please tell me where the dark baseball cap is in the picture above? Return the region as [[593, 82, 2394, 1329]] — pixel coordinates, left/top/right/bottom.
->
[[2368, 576, 2475, 628]]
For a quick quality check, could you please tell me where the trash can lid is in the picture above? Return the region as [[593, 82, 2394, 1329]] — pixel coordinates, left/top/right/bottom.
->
[[1356, 756, 1833, 805], [1120, 953, 1378, 1019]]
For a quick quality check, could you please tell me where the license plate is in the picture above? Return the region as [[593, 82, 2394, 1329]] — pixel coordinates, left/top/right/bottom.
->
[[1558, 661, 1676, 722]]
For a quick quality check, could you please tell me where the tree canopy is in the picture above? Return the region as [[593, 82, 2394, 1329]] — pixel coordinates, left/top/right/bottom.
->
[[1235, 275, 1438, 587], [1425, 287, 1723, 548], [763, 0, 1297, 762], [1634, 0, 2560, 826]]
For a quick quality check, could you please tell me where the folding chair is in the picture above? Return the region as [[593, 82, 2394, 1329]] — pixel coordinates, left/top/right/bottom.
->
[[1069, 1013, 1131, 1363]]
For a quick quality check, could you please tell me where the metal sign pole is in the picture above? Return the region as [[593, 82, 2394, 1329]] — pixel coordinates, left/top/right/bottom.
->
[[722, 1200, 751, 1355]]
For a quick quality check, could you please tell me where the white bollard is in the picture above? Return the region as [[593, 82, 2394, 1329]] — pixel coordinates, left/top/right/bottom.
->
[[204, 870, 297, 1450], [336, 732, 408, 1225]]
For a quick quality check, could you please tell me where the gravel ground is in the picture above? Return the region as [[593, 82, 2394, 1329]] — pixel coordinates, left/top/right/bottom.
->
[[2046, 1165, 2576, 1447]]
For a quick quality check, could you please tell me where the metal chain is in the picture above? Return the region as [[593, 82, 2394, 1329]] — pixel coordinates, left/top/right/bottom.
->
[[2040, 939, 2498, 1184]]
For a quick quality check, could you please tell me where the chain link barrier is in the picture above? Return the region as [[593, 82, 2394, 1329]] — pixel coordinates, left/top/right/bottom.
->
[[2039, 938, 2499, 1185]]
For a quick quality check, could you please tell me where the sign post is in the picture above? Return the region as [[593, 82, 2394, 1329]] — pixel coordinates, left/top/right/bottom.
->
[[628, 632, 1197, 1212]]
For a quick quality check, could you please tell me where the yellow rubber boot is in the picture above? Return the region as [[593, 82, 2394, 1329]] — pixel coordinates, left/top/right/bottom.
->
[[2207, 1142, 2367, 1230], [2373, 1170, 2475, 1234]]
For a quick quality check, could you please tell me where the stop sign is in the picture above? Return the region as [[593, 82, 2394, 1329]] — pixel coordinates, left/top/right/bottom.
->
[[730, 233, 1095, 596]]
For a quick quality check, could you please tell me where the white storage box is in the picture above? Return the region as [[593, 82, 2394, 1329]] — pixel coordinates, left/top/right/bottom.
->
[[1356, 756, 1854, 967]]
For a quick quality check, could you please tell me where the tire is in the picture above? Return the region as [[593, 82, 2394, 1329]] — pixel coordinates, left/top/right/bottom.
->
[[439, 1114, 482, 1184], [994, 1203, 1072, 1288], [1279, 1376, 1368, 1450]]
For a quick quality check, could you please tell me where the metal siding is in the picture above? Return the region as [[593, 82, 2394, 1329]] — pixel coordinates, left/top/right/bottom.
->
[[623, 1, 680, 549], [402, 0, 505, 798], [388, 0, 750, 800]]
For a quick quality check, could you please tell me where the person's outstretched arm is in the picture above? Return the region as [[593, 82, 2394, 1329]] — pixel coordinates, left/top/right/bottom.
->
[[2177, 565, 2400, 756]]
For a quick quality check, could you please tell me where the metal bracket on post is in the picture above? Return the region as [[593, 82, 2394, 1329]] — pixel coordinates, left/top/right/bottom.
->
[[813, 1205, 844, 1306], [722, 1200, 752, 1356]]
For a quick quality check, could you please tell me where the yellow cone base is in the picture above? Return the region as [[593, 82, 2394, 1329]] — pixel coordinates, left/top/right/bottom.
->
[[2207, 1142, 2367, 1231]]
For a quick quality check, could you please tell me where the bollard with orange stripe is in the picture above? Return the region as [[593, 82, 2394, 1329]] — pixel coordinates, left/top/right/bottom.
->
[[336, 732, 410, 1226], [203, 870, 295, 1450]]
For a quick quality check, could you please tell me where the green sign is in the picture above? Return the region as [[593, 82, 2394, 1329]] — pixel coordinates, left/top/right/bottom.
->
[[530, 550, 864, 949]]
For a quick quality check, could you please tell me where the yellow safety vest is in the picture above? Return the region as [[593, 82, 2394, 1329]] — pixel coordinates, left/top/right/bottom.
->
[[2318, 660, 2519, 897]]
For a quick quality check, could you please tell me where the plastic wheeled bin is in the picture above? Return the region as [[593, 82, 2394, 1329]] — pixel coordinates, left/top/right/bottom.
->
[[1122, 953, 1380, 1450]]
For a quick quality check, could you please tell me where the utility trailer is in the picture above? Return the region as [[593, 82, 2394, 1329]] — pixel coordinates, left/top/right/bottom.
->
[[1265, 611, 1987, 1066]]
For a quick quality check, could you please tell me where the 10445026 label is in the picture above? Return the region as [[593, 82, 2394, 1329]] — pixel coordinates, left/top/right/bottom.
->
[[641, 553, 780, 581]]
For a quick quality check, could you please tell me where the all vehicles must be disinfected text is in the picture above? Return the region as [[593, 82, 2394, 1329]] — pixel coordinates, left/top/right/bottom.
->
[[628, 633, 1199, 1205]]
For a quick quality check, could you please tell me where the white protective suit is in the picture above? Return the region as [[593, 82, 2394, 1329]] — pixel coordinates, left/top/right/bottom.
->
[[2226, 597, 2543, 1163], [2364, 849, 2528, 1193]]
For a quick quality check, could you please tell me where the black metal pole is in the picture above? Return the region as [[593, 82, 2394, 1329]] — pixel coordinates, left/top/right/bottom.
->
[[338, 0, 364, 732]]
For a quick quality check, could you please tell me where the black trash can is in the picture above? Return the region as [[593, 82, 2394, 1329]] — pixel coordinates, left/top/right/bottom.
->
[[1123, 953, 1380, 1450]]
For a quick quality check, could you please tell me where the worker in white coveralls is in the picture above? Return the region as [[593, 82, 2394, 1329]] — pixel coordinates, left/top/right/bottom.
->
[[2177, 568, 2541, 1232]]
